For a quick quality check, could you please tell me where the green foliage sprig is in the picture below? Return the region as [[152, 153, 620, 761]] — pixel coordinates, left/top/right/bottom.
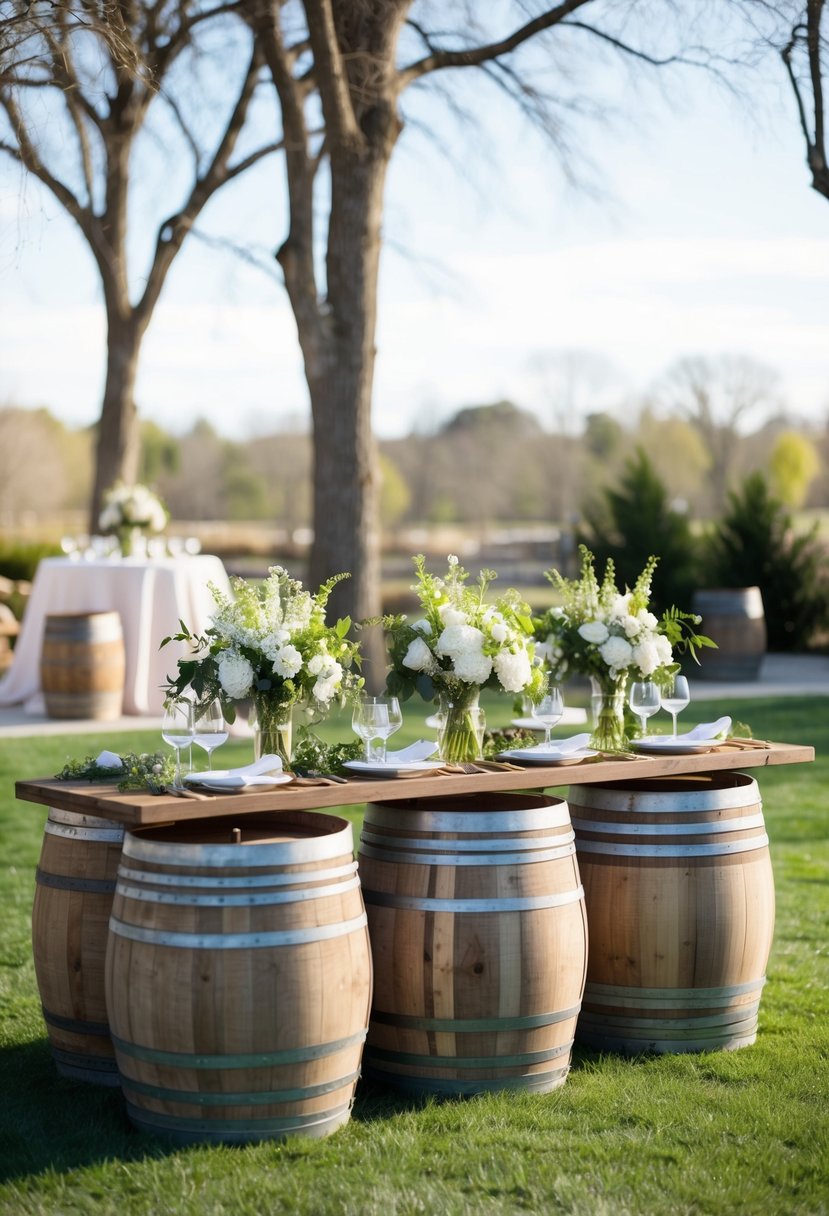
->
[[55, 752, 174, 791], [292, 728, 362, 775]]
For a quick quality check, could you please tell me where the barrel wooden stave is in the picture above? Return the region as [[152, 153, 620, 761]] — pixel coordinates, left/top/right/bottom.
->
[[358, 793, 587, 1095], [105, 811, 373, 1144], [569, 773, 775, 1054], [693, 588, 767, 681], [31, 808, 124, 1084], [40, 611, 125, 720]]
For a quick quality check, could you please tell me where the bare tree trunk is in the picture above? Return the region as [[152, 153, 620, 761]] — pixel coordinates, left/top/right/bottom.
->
[[307, 140, 392, 684], [90, 315, 145, 529]]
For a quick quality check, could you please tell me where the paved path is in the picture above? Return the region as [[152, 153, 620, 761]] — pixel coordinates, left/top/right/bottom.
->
[[0, 654, 826, 739]]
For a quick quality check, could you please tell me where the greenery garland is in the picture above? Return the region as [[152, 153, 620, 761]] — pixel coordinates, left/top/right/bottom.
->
[[55, 752, 174, 791]]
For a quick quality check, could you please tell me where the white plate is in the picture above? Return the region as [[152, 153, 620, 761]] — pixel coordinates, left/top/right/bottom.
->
[[184, 772, 292, 792], [497, 747, 597, 766], [342, 760, 445, 779], [630, 738, 721, 755]]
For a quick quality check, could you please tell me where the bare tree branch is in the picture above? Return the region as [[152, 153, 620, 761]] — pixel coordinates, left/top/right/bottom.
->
[[781, 3, 829, 197], [302, 0, 363, 150]]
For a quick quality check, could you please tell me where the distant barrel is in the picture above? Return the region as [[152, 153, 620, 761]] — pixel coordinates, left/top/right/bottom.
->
[[40, 611, 125, 719], [692, 588, 766, 681]]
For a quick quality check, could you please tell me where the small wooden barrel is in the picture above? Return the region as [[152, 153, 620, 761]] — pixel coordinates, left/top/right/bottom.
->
[[692, 588, 766, 681], [40, 611, 126, 720], [357, 793, 587, 1095], [569, 773, 775, 1054], [31, 807, 125, 1085], [105, 812, 372, 1145]]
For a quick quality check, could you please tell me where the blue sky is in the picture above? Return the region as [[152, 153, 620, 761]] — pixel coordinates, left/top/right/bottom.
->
[[1, 32, 827, 440]]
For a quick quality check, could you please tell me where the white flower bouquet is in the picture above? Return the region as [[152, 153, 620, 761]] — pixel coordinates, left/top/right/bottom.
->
[[162, 567, 361, 766], [534, 545, 713, 750], [99, 482, 168, 536], [382, 554, 545, 760]]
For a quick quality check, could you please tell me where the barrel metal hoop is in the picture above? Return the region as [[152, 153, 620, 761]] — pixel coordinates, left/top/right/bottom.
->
[[577, 1006, 760, 1034], [42, 1005, 111, 1036], [48, 807, 125, 832], [122, 824, 354, 868], [36, 867, 116, 895], [363, 1041, 573, 1070], [358, 842, 576, 867], [108, 911, 368, 950], [124, 1099, 353, 1137], [362, 886, 584, 913], [576, 1030, 757, 1053], [112, 1029, 367, 1069], [358, 829, 574, 854], [44, 822, 125, 843], [568, 777, 759, 815], [116, 861, 358, 890], [364, 803, 568, 833], [369, 1004, 582, 1033], [572, 812, 767, 838], [120, 1070, 361, 1107], [584, 978, 766, 1007], [574, 835, 768, 857], [114, 875, 361, 908]]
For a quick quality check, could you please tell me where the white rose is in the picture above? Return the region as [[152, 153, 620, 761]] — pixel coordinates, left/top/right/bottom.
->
[[272, 644, 303, 679], [494, 648, 532, 692], [599, 635, 633, 669], [642, 612, 659, 630], [412, 618, 432, 635], [578, 621, 609, 644], [490, 620, 508, 644], [402, 636, 436, 673], [217, 651, 254, 700]]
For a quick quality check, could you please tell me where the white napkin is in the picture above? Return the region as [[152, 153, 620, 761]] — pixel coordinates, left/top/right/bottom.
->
[[537, 733, 591, 754], [386, 740, 439, 763], [95, 750, 125, 770], [680, 717, 732, 741], [226, 754, 284, 777], [191, 773, 283, 789]]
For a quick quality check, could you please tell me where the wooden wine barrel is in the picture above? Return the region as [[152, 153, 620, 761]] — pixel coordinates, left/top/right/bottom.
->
[[357, 793, 587, 1095], [568, 773, 775, 1054], [31, 807, 125, 1085], [692, 587, 766, 681], [105, 811, 372, 1145], [40, 611, 125, 720]]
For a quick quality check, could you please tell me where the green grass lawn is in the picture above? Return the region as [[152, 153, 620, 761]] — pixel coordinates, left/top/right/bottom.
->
[[0, 695, 827, 1216]]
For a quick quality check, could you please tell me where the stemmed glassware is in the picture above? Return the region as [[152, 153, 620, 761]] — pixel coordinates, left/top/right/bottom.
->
[[192, 699, 228, 771], [534, 686, 564, 747], [661, 675, 690, 737], [161, 699, 194, 786], [351, 694, 402, 764], [629, 681, 661, 736]]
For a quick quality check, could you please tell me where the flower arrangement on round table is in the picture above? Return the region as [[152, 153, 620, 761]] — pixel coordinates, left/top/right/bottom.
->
[[534, 546, 714, 752], [381, 554, 546, 762], [162, 567, 361, 768], [98, 482, 168, 555]]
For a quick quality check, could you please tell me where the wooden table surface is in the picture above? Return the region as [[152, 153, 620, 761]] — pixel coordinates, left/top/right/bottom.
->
[[15, 740, 815, 827]]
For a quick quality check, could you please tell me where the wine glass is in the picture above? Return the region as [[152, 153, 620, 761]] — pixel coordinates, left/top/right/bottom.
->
[[192, 700, 228, 770], [661, 675, 690, 737], [373, 695, 402, 763], [629, 681, 661, 736], [535, 686, 564, 747], [351, 695, 391, 764], [161, 700, 194, 786]]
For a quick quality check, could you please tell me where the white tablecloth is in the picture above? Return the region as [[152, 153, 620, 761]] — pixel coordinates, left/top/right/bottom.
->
[[0, 555, 230, 716]]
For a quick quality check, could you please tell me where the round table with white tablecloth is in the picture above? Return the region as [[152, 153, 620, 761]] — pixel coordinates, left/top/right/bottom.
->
[[0, 555, 230, 716]]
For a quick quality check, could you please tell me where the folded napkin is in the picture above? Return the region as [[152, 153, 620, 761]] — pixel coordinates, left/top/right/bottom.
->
[[96, 750, 125, 770], [385, 740, 439, 763], [537, 733, 591, 754], [193, 773, 282, 789], [225, 754, 284, 777], [680, 717, 732, 741]]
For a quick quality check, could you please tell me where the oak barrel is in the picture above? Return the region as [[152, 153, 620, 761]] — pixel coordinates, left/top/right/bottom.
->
[[568, 772, 775, 1054], [31, 807, 125, 1085], [105, 811, 372, 1145], [692, 587, 766, 681], [357, 793, 587, 1095], [40, 611, 125, 720]]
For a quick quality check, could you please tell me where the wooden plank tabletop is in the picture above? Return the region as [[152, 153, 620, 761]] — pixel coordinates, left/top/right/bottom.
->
[[14, 740, 815, 827]]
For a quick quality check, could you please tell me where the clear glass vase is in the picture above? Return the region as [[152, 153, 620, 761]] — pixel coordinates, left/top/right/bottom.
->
[[589, 676, 628, 753], [252, 697, 293, 769], [435, 691, 485, 763]]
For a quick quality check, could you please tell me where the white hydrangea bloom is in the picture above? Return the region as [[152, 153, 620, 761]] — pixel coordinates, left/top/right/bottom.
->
[[578, 621, 610, 644], [272, 644, 303, 679], [610, 594, 630, 619], [621, 614, 642, 639], [494, 648, 532, 692], [402, 636, 436, 673], [655, 634, 674, 663], [412, 619, 432, 635], [452, 648, 493, 685], [489, 620, 509, 644], [439, 605, 467, 627], [642, 611, 659, 630], [632, 639, 660, 676], [217, 651, 254, 699], [599, 635, 634, 669], [435, 623, 484, 659]]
